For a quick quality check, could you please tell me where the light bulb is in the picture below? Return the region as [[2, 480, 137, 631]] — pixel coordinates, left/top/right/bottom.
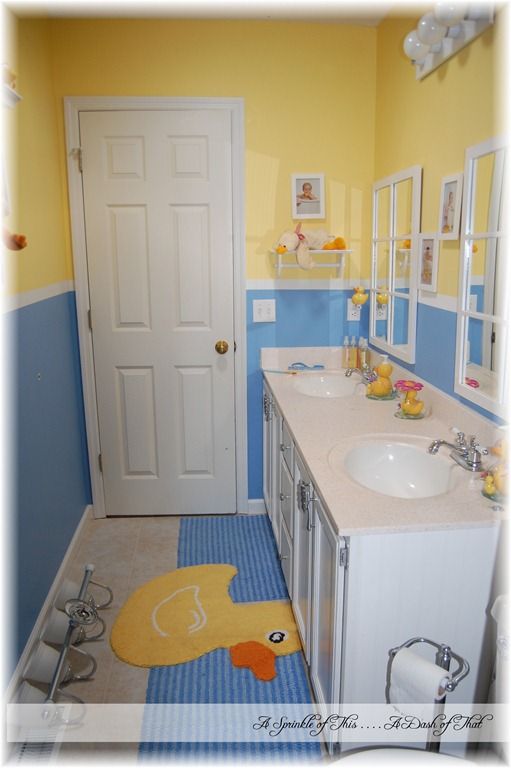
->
[[417, 12, 447, 45], [433, 2, 468, 26], [403, 30, 430, 62]]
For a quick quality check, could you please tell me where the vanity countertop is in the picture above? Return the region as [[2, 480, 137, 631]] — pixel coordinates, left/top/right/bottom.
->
[[262, 347, 505, 537]]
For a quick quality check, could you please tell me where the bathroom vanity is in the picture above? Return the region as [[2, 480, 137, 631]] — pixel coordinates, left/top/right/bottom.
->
[[261, 347, 503, 755]]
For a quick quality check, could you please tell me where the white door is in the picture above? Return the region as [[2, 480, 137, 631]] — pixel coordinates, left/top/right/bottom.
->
[[79, 109, 236, 516]]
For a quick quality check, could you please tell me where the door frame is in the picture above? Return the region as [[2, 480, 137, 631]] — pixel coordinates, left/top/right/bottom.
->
[[64, 96, 247, 518]]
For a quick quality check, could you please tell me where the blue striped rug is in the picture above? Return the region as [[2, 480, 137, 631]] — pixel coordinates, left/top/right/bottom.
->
[[140, 514, 322, 761]]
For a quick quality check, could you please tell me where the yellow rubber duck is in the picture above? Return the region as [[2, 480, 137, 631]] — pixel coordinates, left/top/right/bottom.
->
[[483, 473, 497, 497], [401, 390, 424, 416], [352, 286, 368, 305], [367, 376, 393, 397]]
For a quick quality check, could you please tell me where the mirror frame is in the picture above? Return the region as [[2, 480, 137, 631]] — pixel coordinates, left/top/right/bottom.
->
[[370, 165, 422, 364], [454, 135, 508, 417]]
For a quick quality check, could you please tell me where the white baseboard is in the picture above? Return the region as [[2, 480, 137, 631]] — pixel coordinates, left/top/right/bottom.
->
[[6, 504, 93, 703], [246, 499, 266, 515]]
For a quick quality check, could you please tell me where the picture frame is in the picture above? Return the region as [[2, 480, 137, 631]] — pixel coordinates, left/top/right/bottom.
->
[[419, 234, 439, 292], [291, 173, 325, 220], [438, 173, 463, 239]]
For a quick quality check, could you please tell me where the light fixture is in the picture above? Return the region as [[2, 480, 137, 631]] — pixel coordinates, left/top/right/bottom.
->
[[403, 3, 493, 79], [403, 30, 430, 62], [417, 12, 447, 46], [433, 2, 468, 26]]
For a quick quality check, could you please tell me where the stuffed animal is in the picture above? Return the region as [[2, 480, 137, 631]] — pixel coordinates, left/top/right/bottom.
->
[[275, 224, 345, 270]]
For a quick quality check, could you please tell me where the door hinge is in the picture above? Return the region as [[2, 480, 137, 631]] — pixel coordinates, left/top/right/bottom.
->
[[72, 147, 83, 173], [340, 547, 349, 568], [98, 453, 103, 473], [87, 308, 92, 331], [234, 340, 237, 352]]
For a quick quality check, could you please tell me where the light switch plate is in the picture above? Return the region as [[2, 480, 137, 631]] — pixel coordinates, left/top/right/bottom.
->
[[253, 299, 276, 323]]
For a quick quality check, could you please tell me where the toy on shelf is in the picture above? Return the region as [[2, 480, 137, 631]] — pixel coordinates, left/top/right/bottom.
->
[[275, 223, 347, 270], [366, 355, 396, 399], [482, 438, 507, 502], [394, 379, 425, 419], [351, 286, 368, 306]]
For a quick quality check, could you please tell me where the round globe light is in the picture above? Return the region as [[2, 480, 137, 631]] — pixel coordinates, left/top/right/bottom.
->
[[403, 30, 430, 62], [417, 12, 447, 45], [433, 2, 468, 26]]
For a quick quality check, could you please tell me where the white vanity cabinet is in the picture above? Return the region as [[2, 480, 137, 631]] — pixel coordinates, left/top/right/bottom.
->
[[262, 374, 501, 757]]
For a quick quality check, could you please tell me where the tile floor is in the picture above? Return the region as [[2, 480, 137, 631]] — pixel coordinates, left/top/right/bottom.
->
[[54, 514, 180, 764], [63, 514, 180, 705]]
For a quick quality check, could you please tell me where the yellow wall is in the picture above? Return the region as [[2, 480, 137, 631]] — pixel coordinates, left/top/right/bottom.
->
[[11, 18, 377, 294], [375, 10, 505, 296], [10, 14, 504, 297], [9, 19, 72, 295]]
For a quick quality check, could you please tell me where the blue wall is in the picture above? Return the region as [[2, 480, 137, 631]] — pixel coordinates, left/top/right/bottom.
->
[[9, 291, 91, 664], [247, 289, 369, 500]]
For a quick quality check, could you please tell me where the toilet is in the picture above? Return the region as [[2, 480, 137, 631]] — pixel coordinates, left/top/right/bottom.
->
[[337, 747, 473, 764]]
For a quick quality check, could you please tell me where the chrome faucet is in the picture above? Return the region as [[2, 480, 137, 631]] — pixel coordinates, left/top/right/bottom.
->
[[345, 364, 377, 384], [428, 430, 488, 472]]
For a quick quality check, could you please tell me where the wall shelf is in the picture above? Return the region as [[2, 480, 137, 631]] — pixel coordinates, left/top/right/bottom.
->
[[271, 249, 352, 278]]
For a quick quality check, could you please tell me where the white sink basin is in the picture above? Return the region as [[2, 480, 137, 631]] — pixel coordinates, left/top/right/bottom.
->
[[293, 371, 361, 398], [330, 437, 457, 499]]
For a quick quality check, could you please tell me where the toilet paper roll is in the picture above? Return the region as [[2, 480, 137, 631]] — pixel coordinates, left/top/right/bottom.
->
[[389, 647, 451, 721]]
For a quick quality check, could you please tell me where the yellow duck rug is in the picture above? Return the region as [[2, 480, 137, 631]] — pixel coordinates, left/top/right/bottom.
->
[[111, 564, 301, 682]]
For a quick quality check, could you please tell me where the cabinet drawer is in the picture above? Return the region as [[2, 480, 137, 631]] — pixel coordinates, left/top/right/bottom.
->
[[279, 517, 293, 595], [280, 459, 293, 539], [280, 420, 294, 474]]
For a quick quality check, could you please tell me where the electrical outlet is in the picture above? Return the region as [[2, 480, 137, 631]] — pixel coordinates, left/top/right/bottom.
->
[[376, 305, 388, 320], [253, 299, 276, 323], [347, 303, 361, 321]]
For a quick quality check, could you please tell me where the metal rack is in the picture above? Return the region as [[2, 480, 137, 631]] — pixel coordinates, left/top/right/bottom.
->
[[388, 636, 470, 752]]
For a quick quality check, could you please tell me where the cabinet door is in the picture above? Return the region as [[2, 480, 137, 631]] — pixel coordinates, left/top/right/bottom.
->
[[292, 451, 313, 664], [310, 497, 345, 712], [279, 515, 293, 595]]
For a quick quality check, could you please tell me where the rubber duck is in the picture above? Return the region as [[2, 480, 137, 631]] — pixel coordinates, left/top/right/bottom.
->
[[367, 376, 393, 397], [483, 473, 497, 497], [352, 286, 368, 305], [401, 390, 424, 416], [376, 289, 389, 305]]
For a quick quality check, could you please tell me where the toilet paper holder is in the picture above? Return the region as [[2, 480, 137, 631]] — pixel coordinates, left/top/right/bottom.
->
[[389, 636, 470, 694]]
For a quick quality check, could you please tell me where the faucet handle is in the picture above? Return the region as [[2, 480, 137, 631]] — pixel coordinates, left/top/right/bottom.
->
[[450, 427, 468, 447], [469, 436, 488, 455]]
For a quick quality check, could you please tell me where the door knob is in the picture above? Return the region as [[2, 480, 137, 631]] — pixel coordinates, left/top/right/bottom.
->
[[215, 340, 229, 355]]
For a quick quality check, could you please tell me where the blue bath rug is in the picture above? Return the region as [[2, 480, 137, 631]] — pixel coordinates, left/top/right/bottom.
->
[[140, 514, 322, 761]]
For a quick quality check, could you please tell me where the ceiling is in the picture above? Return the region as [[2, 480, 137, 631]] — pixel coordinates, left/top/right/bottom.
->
[[5, 0, 397, 24]]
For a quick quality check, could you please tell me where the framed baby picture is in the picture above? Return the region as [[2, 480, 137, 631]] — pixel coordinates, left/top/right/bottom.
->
[[291, 173, 325, 219], [419, 234, 439, 292], [438, 173, 463, 239]]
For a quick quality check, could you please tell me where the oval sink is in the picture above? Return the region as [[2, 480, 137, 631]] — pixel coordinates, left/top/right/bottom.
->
[[293, 372, 361, 398], [331, 438, 457, 499]]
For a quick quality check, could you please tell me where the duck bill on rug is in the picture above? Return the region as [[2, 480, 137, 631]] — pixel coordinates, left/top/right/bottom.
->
[[229, 641, 277, 682]]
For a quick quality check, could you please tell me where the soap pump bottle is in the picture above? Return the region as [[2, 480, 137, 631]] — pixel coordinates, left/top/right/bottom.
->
[[342, 336, 350, 368], [349, 336, 358, 368], [359, 337, 367, 368]]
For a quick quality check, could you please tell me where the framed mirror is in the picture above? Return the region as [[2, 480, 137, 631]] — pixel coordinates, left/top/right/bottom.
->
[[455, 136, 508, 417], [370, 166, 422, 363]]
